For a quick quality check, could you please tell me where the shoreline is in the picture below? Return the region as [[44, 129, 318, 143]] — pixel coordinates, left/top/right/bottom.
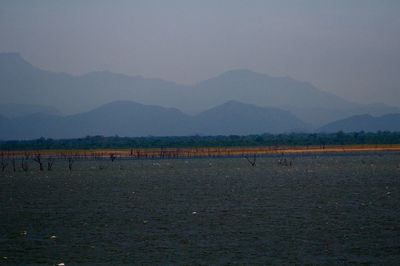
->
[[1, 144, 400, 160]]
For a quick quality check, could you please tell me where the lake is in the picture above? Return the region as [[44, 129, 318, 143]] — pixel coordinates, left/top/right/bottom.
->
[[1, 154, 399, 265]]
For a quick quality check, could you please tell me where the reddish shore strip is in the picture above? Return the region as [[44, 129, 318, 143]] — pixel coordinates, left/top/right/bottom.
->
[[1, 145, 400, 159]]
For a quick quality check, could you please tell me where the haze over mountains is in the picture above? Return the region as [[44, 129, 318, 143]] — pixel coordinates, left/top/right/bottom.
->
[[0, 103, 62, 119], [318, 114, 400, 133], [0, 100, 308, 140], [0, 52, 399, 139]]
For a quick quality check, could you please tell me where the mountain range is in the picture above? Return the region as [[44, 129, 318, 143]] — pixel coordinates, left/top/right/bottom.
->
[[0, 100, 308, 140], [1, 53, 399, 127], [0, 52, 399, 139], [318, 114, 400, 133]]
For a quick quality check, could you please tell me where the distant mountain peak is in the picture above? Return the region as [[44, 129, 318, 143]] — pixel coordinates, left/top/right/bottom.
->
[[82, 70, 138, 79], [0, 52, 32, 68], [205, 69, 270, 82], [0, 52, 23, 59], [0, 103, 62, 118], [219, 100, 249, 107], [221, 69, 266, 76], [97, 100, 141, 107], [350, 114, 374, 119], [318, 113, 400, 133]]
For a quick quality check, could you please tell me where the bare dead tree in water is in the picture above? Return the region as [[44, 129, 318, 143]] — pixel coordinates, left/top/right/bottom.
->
[[47, 158, 55, 171], [245, 154, 257, 166], [278, 158, 287, 166], [1, 157, 8, 172], [33, 154, 44, 171], [21, 158, 29, 172], [278, 158, 292, 166], [12, 158, 16, 172], [67, 157, 74, 171]]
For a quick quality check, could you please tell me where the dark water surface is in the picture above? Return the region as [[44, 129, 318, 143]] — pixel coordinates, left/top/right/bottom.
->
[[1, 155, 400, 265]]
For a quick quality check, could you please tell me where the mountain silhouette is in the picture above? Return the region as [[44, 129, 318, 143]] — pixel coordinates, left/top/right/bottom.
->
[[0, 100, 309, 140], [318, 114, 400, 132], [0, 53, 399, 127], [193, 100, 308, 135], [0, 103, 61, 118]]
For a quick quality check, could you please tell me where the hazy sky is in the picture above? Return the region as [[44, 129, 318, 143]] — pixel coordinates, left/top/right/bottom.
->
[[1, 0, 399, 106]]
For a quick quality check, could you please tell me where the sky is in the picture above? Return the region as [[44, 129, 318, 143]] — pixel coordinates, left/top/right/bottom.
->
[[1, 0, 399, 106]]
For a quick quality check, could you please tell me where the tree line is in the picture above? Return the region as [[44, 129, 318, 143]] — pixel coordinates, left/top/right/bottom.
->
[[1, 131, 400, 151]]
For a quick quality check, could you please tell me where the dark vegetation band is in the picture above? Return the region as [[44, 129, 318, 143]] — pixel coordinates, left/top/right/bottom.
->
[[1, 131, 400, 151]]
